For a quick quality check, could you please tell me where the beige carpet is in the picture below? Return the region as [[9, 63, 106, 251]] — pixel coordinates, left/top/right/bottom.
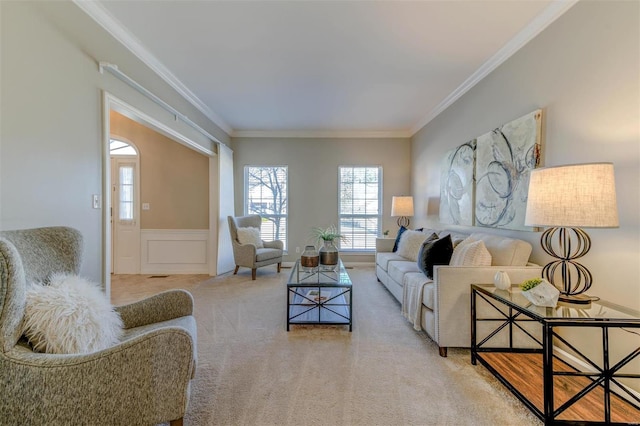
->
[[174, 266, 540, 425]]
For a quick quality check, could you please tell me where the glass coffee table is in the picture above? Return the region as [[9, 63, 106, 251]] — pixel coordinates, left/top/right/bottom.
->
[[286, 260, 352, 331]]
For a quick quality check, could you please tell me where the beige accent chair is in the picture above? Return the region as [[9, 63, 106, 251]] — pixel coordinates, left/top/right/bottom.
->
[[228, 215, 283, 280], [0, 227, 196, 426]]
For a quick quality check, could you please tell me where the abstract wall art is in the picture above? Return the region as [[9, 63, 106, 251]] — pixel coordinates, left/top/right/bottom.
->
[[474, 109, 542, 231], [439, 140, 476, 226]]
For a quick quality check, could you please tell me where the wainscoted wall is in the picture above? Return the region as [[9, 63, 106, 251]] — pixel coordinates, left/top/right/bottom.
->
[[141, 229, 210, 274]]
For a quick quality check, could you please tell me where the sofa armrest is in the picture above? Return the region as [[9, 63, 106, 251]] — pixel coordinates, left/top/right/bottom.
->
[[4, 326, 194, 424], [232, 241, 257, 267], [115, 289, 194, 329], [376, 238, 395, 253], [263, 240, 284, 250], [432, 265, 542, 348]]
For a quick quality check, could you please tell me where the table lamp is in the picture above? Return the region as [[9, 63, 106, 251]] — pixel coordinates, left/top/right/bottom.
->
[[391, 196, 414, 227], [524, 163, 619, 304]]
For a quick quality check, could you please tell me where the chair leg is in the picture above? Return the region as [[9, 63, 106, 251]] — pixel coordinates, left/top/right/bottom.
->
[[277, 262, 282, 273], [234, 265, 239, 275], [170, 418, 183, 426], [438, 346, 448, 357], [252, 268, 257, 280]]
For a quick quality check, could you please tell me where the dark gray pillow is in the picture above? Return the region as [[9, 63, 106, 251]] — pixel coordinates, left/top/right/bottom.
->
[[417, 235, 453, 279]]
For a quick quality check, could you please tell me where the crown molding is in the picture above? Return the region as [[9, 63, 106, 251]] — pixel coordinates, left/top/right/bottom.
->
[[73, 0, 233, 136], [410, 0, 579, 136], [231, 129, 412, 139], [75, 0, 578, 140]]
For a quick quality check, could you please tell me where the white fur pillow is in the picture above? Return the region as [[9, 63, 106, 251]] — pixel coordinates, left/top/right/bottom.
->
[[449, 239, 492, 266], [236, 227, 264, 248], [396, 230, 433, 262], [23, 274, 123, 354]]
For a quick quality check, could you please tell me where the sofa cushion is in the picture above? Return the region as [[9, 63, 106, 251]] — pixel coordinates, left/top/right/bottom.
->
[[417, 235, 453, 279], [467, 232, 532, 266], [397, 231, 436, 262], [388, 260, 421, 284], [376, 252, 405, 272], [449, 239, 492, 266], [422, 282, 435, 310], [256, 248, 282, 261]]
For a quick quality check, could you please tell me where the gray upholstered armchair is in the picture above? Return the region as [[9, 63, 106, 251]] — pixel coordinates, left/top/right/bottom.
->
[[0, 227, 196, 426], [228, 215, 283, 280]]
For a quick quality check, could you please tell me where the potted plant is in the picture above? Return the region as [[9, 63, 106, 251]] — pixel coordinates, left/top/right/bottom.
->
[[311, 225, 347, 266], [519, 277, 560, 307]]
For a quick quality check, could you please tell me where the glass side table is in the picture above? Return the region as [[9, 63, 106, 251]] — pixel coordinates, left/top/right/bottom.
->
[[471, 284, 640, 425]]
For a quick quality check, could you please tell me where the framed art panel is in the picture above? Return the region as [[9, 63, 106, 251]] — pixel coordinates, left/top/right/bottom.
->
[[439, 140, 476, 226], [474, 109, 542, 231]]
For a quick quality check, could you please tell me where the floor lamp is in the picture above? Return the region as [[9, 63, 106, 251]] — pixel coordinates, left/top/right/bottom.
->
[[524, 163, 619, 305], [391, 196, 414, 228]]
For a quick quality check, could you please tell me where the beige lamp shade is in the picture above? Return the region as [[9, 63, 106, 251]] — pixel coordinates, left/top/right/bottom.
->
[[391, 196, 414, 217], [525, 163, 619, 228]]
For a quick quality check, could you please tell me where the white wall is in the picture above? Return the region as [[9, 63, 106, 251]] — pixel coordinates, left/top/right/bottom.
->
[[0, 1, 229, 282], [411, 1, 640, 310], [232, 137, 411, 263]]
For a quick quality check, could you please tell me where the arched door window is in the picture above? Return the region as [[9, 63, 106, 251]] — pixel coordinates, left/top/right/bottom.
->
[[110, 139, 138, 156]]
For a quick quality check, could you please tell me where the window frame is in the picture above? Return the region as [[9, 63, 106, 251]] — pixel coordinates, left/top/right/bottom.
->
[[243, 165, 288, 251], [338, 165, 383, 252]]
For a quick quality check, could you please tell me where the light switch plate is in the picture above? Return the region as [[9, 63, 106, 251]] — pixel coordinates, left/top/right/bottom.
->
[[92, 194, 101, 209], [142, 203, 150, 210]]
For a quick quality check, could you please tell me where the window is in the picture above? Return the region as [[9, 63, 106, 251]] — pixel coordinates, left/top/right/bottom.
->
[[244, 166, 288, 250], [118, 165, 135, 221], [110, 139, 137, 156], [339, 166, 382, 251]]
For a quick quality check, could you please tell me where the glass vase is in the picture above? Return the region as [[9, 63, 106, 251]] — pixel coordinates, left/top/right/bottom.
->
[[319, 240, 339, 267], [300, 245, 319, 271]]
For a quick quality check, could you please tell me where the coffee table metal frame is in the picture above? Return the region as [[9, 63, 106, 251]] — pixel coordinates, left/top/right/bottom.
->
[[286, 260, 352, 331]]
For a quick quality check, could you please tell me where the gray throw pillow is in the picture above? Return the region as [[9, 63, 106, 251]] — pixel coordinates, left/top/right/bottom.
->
[[417, 234, 453, 279]]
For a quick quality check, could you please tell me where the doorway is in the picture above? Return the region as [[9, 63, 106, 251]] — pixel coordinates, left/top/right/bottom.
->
[[102, 92, 219, 298]]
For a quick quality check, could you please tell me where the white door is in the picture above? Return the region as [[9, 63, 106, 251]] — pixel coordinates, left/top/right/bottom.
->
[[111, 156, 141, 273]]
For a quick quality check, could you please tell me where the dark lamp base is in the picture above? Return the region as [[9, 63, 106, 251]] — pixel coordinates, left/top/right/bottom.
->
[[396, 217, 410, 228], [558, 293, 598, 306]]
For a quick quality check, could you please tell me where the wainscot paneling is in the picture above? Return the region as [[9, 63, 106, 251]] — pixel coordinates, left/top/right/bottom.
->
[[141, 229, 209, 274]]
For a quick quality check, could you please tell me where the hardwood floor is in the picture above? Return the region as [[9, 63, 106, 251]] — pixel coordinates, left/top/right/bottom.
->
[[111, 274, 640, 424], [482, 352, 640, 423], [110, 273, 212, 306]]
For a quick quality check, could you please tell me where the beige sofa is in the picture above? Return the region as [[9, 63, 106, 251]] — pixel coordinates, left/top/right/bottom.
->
[[376, 230, 541, 357]]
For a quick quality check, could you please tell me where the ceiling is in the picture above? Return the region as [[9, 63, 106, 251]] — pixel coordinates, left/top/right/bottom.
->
[[78, 1, 575, 137]]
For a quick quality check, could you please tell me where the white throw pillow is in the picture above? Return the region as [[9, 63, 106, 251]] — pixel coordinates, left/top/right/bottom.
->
[[396, 230, 433, 262], [23, 274, 123, 354], [449, 239, 492, 266], [236, 227, 264, 248]]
